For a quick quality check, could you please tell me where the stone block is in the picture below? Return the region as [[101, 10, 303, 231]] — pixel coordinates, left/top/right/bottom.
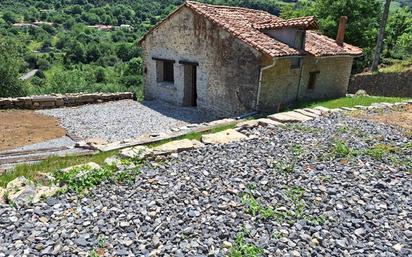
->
[[120, 146, 153, 160], [153, 139, 204, 155], [268, 111, 313, 123], [236, 120, 260, 129], [37, 101, 56, 108], [201, 129, 248, 145], [313, 106, 330, 113], [303, 108, 323, 116], [294, 109, 320, 118], [257, 118, 285, 127]]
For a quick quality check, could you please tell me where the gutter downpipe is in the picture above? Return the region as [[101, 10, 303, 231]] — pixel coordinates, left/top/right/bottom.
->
[[256, 58, 277, 111], [296, 56, 304, 101]]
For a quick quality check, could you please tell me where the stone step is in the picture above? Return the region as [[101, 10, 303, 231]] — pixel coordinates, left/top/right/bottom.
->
[[294, 109, 320, 118], [268, 111, 313, 123], [256, 118, 285, 127], [201, 129, 248, 145]]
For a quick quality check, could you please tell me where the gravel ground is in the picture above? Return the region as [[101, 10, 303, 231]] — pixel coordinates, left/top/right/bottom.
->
[[38, 100, 216, 142], [1, 111, 411, 256], [9, 137, 75, 152]]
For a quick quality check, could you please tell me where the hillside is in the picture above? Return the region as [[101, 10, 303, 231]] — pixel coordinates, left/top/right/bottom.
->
[[0, 0, 411, 98]]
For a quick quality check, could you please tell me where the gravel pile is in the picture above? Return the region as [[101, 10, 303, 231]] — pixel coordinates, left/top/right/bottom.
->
[[1, 112, 411, 256], [38, 100, 216, 142]]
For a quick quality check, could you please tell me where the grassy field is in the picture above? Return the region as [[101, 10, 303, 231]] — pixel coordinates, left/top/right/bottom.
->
[[295, 96, 410, 109]]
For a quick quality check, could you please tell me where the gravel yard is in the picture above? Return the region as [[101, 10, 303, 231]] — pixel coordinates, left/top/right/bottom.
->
[[1, 110, 411, 256], [38, 100, 216, 143]]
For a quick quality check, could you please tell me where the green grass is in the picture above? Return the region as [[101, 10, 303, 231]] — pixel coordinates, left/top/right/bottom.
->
[[295, 96, 409, 109], [0, 151, 116, 188]]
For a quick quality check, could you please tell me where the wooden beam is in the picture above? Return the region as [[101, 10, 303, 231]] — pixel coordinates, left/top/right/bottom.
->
[[152, 57, 175, 63], [179, 60, 199, 66]]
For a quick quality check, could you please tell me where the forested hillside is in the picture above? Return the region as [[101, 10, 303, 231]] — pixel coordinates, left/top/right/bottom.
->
[[0, 0, 411, 97]]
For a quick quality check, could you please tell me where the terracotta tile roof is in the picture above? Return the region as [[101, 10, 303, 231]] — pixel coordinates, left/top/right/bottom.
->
[[139, 1, 363, 58], [253, 16, 319, 30]]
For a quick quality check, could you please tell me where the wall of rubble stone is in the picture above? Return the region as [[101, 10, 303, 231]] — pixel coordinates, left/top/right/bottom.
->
[[348, 71, 412, 97], [0, 92, 133, 110], [259, 56, 354, 112]]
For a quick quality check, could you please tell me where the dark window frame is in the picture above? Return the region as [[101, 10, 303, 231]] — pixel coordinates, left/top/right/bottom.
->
[[307, 71, 320, 90], [163, 61, 174, 82], [290, 57, 301, 69]]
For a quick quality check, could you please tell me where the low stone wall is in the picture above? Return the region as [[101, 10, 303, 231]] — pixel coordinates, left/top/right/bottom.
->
[[0, 92, 134, 110], [348, 71, 412, 97]]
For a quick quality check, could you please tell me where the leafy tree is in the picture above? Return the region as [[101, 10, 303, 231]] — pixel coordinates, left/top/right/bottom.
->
[[0, 39, 26, 97], [2, 11, 19, 24], [95, 67, 107, 83]]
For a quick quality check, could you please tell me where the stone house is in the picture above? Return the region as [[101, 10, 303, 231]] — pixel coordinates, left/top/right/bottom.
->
[[138, 1, 362, 117]]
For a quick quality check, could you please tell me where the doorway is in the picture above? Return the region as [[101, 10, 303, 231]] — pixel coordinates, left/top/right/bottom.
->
[[182, 63, 197, 107]]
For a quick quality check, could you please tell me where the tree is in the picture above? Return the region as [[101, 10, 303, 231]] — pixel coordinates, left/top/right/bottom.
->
[[0, 39, 26, 97], [2, 11, 18, 24], [371, 0, 392, 72], [384, 7, 412, 58]]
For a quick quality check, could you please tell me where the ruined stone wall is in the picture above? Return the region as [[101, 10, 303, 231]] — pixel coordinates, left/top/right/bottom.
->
[[0, 92, 133, 110], [259, 56, 353, 112], [141, 7, 262, 117], [348, 71, 412, 97]]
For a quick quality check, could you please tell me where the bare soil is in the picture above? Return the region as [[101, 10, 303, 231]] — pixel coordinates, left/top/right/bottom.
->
[[0, 110, 66, 152], [356, 105, 412, 131]]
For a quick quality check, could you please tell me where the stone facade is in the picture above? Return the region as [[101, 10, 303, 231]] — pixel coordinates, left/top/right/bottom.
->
[[259, 56, 354, 111], [141, 6, 261, 117], [0, 92, 133, 110], [141, 4, 357, 117]]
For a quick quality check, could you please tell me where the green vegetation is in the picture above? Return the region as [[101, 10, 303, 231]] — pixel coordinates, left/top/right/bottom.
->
[[281, 0, 412, 72], [227, 232, 263, 257], [332, 140, 352, 158], [1, 0, 411, 97], [0, 151, 116, 188], [380, 57, 412, 73], [241, 193, 275, 219], [295, 96, 410, 109], [0, 122, 238, 188], [365, 143, 400, 160], [53, 162, 140, 193]]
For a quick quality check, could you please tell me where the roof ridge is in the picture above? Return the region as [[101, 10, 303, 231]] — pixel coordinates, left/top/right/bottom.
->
[[185, 1, 270, 14]]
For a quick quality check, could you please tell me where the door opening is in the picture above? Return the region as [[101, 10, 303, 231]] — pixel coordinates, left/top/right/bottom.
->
[[183, 64, 197, 107]]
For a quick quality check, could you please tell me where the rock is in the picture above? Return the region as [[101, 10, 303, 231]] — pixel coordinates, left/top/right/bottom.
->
[[201, 129, 248, 144], [120, 146, 153, 160], [355, 90, 368, 96], [354, 228, 365, 236], [152, 139, 204, 155], [268, 111, 313, 123], [6, 177, 36, 207], [392, 243, 403, 252], [236, 120, 260, 129], [60, 162, 101, 175], [33, 173, 55, 185], [32, 185, 63, 203], [257, 118, 285, 127], [0, 187, 6, 205], [313, 106, 330, 114], [294, 109, 320, 118]]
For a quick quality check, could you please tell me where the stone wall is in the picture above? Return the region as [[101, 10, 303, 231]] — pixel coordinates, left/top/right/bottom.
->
[[348, 71, 412, 97], [141, 6, 262, 117], [0, 92, 133, 110], [259, 56, 354, 112]]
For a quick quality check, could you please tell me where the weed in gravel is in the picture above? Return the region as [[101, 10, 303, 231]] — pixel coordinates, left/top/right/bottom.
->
[[53, 163, 141, 193], [227, 232, 263, 257], [365, 144, 400, 160], [332, 140, 351, 159], [291, 144, 303, 157], [241, 193, 274, 219], [273, 160, 295, 175]]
